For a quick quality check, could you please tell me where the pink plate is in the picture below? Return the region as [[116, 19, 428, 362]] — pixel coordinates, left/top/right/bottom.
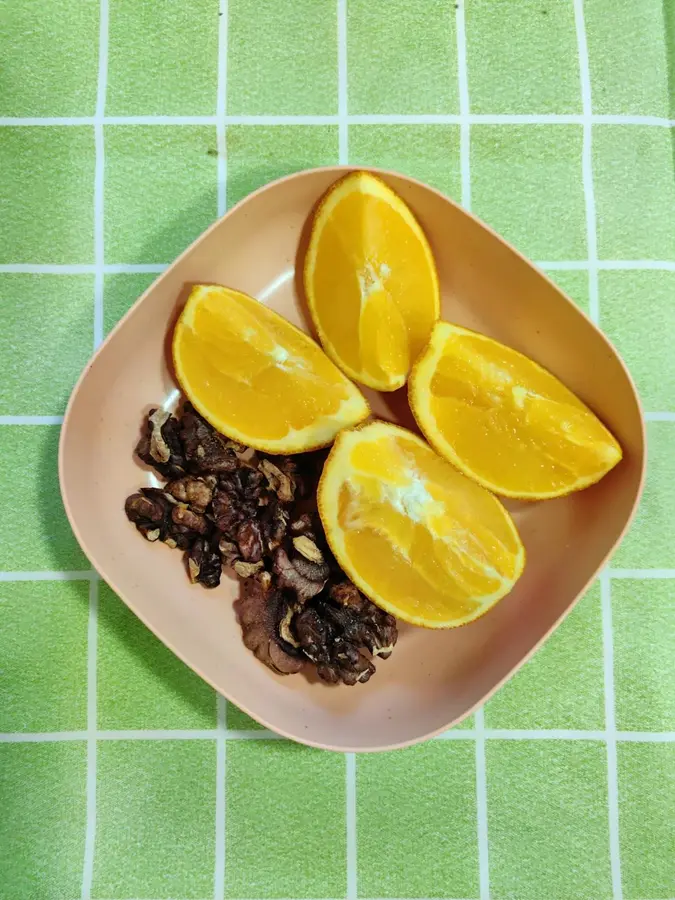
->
[[59, 167, 645, 751]]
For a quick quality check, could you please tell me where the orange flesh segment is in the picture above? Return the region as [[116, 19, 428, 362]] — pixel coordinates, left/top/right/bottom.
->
[[319, 421, 525, 628], [304, 171, 439, 391], [410, 322, 623, 499], [173, 285, 369, 452]]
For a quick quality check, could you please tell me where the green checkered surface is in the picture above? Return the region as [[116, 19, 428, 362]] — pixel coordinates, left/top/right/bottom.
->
[[1, 1, 674, 898]]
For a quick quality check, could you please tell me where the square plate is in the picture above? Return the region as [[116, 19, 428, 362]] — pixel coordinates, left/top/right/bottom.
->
[[59, 167, 645, 750]]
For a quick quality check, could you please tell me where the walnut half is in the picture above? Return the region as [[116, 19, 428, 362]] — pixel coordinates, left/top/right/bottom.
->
[[236, 575, 304, 675]]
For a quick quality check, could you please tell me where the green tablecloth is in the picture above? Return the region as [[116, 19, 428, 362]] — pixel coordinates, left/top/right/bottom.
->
[[1, 1, 674, 898]]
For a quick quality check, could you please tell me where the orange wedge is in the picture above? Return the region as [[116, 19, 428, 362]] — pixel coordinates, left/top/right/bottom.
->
[[318, 421, 525, 628], [172, 285, 370, 453], [409, 322, 623, 499], [304, 171, 440, 392]]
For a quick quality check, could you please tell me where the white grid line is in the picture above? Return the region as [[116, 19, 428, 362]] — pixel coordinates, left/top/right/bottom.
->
[[574, 0, 600, 328], [98, 729, 225, 740], [93, 120, 105, 347], [0, 569, 94, 581], [474, 708, 490, 900], [0, 731, 89, 743], [483, 728, 606, 741], [214, 5, 229, 896], [3, 410, 665, 429], [456, 3, 471, 212], [0, 263, 170, 274], [4, 566, 673, 583], [216, 0, 228, 219], [597, 260, 675, 272], [0, 415, 65, 425], [573, 4, 622, 894], [215, 695, 227, 900], [338, 14, 356, 900], [0, 264, 97, 274], [81, 577, 99, 900], [455, 6, 488, 896], [1, 113, 674, 127], [337, 0, 348, 165], [2, 260, 675, 277], [80, 1, 108, 894], [92, 0, 108, 350], [2, 728, 672, 744], [644, 411, 675, 422], [541, 260, 675, 272], [346, 752, 357, 900], [102, 262, 169, 274], [106, 114, 217, 125], [601, 570, 624, 898], [610, 568, 675, 578]]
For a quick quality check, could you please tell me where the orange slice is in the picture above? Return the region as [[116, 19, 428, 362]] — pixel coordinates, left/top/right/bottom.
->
[[410, 322, 623, 499], [172, 285, 370, 453], [318, 420, 525, 628], [304, 171, 440, 392]]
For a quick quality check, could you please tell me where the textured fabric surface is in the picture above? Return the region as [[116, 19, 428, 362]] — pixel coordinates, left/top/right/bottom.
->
[[0, 1, 674, 898]]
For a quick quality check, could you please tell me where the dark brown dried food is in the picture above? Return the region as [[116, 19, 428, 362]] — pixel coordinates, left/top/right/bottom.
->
[[186, 535, 222, 588], [237, 575, 303, 675], [236, 520, 264, 563], [211, 468, 265, 533], [292, 534, 324, 564], [289, 513, 314, 535], [273, 546, 330, 603], [135, 409, 187, 478], [171, 505, 209, 534], [125, 400, 398, 683], [233, 559, 265, 578], [165, 475, 215, 513], [218, 538, 240, 566], [294, 605, 375, 685], [180, 404, 239, 474], [125, 486, 211, 551], [259, 459, 295, 503], [329, 582, 398, 658], [278, 577, 396, 685], [234, 464, 266, 497], [211, 485, 243, 534], [125, 487, 172, 541], [164, 523, 198, 551], [262, 505, 289, 553]]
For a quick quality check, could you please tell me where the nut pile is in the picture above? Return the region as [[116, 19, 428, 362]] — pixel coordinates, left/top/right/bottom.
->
[[124, 404, 397, 685]]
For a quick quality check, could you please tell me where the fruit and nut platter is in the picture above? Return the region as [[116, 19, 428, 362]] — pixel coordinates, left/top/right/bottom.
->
[[124, 172, 622, 687]]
